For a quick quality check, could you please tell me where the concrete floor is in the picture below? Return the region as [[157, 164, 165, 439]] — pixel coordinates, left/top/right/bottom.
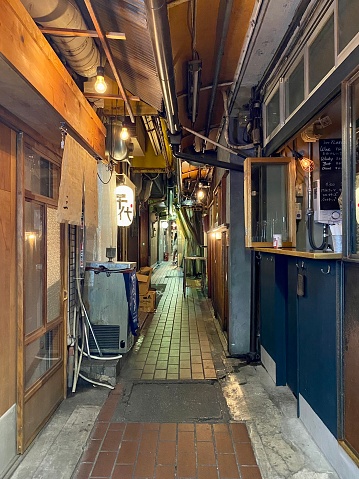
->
[[6, 263, 339, 479]]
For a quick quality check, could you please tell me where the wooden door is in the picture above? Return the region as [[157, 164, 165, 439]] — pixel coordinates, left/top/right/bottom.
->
[[18, 136, 65, 452], [208, 228, 229, 332]]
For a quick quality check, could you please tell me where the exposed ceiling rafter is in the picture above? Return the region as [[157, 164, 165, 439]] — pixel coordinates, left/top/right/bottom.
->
[[38, 26, 126, 40], [83, 0, 135, 123], [84, 93, 140, 101]]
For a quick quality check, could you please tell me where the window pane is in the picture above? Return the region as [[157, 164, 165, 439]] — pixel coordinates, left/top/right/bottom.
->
[[309, 15, 335, 92], [286, 58, 304, 117], [338, 0, 359, 52], [25, 326, 61, 390], [25, 147, 59, 200], [250, 163, 288, 242], [24, 202, 44, 335], [266, 89, 280, 137], [47, 208, 61, 322]]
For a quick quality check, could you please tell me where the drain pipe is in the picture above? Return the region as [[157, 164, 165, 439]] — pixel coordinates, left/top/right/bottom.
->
[[21, 0, 100, 78], [145, 0, 181, 135], [205, 0, 233, 138]]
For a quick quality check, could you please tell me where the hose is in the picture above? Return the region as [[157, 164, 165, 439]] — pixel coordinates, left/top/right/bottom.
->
[[78, 373, 114, 390], [78, 347, 122, 361], [307, 212, 329, 250], [72, 312, 85, 393]]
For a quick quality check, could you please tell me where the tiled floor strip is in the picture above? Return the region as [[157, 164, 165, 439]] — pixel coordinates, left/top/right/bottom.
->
[[122, 263, 216, 380]]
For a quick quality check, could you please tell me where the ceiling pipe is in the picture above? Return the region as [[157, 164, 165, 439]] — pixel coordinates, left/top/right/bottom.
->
[[20, 0, 100, 78], [172, 146, 243, 172], [144, 0, 180, 135], [205, 0, 233, 138], [183, 125, 247, 157]]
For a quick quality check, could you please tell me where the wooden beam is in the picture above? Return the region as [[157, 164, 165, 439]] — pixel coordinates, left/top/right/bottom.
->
[[38, 26, 126, 40], [83, 0, 135, 123], [84, 93, 140, 101], [0, 0, 106, 157], [103, 103, 158, 116]]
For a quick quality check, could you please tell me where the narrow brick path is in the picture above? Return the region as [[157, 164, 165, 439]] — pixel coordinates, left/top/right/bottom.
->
[[73, 262, 262, 479]]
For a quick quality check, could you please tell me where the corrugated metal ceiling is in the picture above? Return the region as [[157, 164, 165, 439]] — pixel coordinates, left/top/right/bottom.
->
[[77, 0, 163, 111]]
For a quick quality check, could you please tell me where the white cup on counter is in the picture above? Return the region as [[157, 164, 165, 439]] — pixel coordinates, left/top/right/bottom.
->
[[273, 234, 282, 248]]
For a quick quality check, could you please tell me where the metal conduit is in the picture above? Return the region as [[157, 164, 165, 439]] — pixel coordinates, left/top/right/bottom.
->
[[205, 0, 233, 137], [144, 0, 180, 135]]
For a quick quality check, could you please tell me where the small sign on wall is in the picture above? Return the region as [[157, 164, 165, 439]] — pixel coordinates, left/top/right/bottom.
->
[[319, 139, 342, 210]]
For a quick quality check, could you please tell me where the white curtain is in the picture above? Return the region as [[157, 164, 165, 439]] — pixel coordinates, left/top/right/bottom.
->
[[57, 134, 98, 227]]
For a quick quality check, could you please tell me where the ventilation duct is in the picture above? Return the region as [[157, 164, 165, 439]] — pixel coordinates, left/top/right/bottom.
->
[[21, 0, 100, 78]]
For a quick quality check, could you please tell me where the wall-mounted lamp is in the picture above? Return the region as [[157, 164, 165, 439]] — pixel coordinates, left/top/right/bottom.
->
[[94, 66, 107, 94], [292, 150, 315, 173], [299, 156, 315, 173]]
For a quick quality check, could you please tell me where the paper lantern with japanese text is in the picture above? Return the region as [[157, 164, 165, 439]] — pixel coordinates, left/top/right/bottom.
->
[[115, 185, 134, 226]]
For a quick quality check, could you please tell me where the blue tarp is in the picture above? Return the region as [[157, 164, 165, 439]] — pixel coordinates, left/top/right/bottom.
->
[[124, 270, 139, 335]]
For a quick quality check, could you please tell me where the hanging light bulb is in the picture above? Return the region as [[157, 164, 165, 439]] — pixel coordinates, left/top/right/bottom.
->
[[94, 66, 107, 94], [120, 127, 129, 141], [197, 189, 205, 200]]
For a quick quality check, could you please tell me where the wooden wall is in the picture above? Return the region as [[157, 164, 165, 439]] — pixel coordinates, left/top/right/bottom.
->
[[0, 122, 16, 415]]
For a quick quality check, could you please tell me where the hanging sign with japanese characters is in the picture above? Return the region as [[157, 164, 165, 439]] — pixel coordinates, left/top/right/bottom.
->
[[116, 184, 134, 226]]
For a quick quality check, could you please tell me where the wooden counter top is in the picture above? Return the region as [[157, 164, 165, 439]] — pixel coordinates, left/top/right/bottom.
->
[[252, 247, 342, 260]]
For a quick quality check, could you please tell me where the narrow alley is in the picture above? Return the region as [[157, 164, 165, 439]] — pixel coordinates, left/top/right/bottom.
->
[[7, 263, 338, 479]]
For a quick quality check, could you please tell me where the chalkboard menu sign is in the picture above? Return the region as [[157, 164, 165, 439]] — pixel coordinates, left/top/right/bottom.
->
[[319, 139, 342, 210]]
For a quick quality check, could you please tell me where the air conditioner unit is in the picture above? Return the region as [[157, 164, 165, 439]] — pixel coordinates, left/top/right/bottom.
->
[[83, 261, 136, 354]]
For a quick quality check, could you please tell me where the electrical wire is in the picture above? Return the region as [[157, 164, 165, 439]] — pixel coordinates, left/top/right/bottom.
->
[[97, 161, 114, 185]]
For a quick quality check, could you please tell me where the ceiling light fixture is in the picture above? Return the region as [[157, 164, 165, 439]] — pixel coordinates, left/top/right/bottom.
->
[[94, 66, 107, 94]]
